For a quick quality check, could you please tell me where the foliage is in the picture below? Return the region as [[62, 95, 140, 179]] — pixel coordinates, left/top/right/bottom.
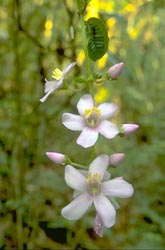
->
[[86, 17, 108, 61], [0, 0, 164, 249]]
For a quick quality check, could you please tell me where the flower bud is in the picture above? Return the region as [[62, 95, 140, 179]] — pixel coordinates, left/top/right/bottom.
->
[[46, 152, 65, 164], [122, 124, 139, 135], [108, 62, 124, 79], [109, 153, 125, 167]]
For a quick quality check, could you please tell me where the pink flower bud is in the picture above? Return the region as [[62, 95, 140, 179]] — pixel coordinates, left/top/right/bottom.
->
[[108, 62, 124, 79], [109, 153, 125, 167], [46, 152, 65, 164], [122, 124, 139, 135]]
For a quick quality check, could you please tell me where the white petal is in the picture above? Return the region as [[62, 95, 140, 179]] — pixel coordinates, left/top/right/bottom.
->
[[73, 189, 82, 198], [94, 213, 104, 237], [40, 89, 53, 102], [40, 78, 64, 102], [98, 120, 119, 139], [62, 61, 76, 75], [94, 194, 116, 228], [77, 170, 88, 177], [76, 127, 98, 148], [89, 155, 109, 180], [98, 103, 118, 119], [65, 165, 86, 191], [45, 80, 59, 93], [61, 192, 93, 220], [109, 197, 120, 210], [62, 113, 85, 131], [103, 171, 111, 181], [77, 94, 94, 116], [101, 179, 134, 198]]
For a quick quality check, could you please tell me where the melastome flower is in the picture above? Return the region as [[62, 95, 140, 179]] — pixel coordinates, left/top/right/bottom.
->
[[61, 155, 134, 236], [40, 62, 76, 102], [62, 94, 119, 148]]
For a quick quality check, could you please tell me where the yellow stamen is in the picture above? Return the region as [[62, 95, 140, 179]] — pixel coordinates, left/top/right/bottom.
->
[[84, 109, 92, 119], [84, 107, 101, 119], [52, 68, 63, 80], [86, 173, 101, 196], [84, 107, 101, 128]]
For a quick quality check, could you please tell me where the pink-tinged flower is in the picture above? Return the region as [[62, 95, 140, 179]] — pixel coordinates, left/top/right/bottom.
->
[[40, 62, 76, 102], [109, 153, 125, 167], [61, 155, 134, 236], [122, 124, 139, 135], [62, 94, 119, 148], [46, 152, 65, 164], [108, 62, 124, 79]]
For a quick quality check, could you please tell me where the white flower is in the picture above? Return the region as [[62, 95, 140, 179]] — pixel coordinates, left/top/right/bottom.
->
[[40, 62, 76, 102], [62, 94, 119, 148], [61, 154, 134, 236]]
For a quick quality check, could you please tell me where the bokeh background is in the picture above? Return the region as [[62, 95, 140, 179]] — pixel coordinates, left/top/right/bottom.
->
[[0, 0, 164, 249]]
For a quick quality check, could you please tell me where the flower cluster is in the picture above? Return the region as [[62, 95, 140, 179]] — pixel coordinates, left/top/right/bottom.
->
[[41, 55, 138, 236]]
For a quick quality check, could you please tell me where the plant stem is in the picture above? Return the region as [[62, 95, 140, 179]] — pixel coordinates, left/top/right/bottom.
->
[[80, 15, 91, 77], [76, 0, 93, 93], [70, 161, 88, 169]]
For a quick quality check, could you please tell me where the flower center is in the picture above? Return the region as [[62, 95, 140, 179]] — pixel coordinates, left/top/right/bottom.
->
[[84, 107, 101, 128], [52, 68, 63, 80], [86, 173, 101, 196]]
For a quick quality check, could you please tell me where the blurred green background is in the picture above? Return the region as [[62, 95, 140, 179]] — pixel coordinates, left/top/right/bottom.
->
[[0, 0, 164, 249]]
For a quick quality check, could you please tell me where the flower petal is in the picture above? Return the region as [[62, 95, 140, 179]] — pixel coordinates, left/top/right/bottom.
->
[[77, 169, 88, 177], [45, 80, 59, 93], [94, 194, 116, 228], [61, 192, 93, 220], [76, 127, 98, 148], [62, 113, 85, 131], [103, 171, 111, 181], [65, 165, 86, 191], [98, 103, 118, 119], [62, 61, 76, 75], [40, 78, 64, 102], [40, 89, 53, 102], [73, 189, 83, 198], [94, 213, 104, 237], [77, 94, 94, 116], [89, 154, 109, 180], [101, 179, 134, 198], [98, 120, 119, 139], [109, 197, 120, 210]]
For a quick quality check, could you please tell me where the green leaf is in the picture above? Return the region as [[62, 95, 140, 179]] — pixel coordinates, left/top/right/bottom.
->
[[85, 17, 108, 61]]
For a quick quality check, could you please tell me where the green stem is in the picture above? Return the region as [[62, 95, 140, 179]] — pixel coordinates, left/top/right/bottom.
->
[[70, 161, 88, 170], [80, 15, 91, 77], [76, 0, 93, 93]]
